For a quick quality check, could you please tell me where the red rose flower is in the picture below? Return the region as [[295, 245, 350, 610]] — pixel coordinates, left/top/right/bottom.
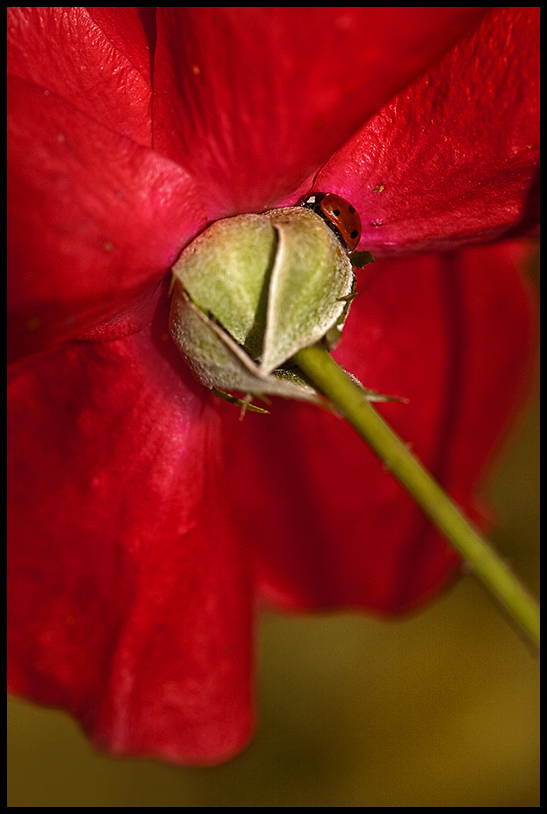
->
[[7, 8, 539, 765]]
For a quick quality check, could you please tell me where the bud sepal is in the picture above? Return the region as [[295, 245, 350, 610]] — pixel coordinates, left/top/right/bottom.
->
[[169, 207, 387, 407]]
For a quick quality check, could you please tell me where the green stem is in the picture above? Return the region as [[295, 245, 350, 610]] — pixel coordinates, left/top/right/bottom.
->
[[294, 343, 540, 650]]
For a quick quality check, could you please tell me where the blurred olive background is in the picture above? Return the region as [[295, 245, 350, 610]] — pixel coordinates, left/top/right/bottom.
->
[[8, 284, 539, 807]]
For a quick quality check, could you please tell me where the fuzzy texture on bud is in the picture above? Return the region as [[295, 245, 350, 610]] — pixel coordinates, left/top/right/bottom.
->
[[170, 207, 355, 403]]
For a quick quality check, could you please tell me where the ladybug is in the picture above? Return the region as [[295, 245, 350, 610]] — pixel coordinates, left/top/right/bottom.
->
[[301, 192, 361, 252]]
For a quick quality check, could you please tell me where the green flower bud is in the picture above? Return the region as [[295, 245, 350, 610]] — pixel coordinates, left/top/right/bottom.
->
[[169, 207, 355, 404]]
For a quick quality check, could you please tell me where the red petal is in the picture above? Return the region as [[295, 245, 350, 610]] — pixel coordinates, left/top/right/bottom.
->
[[7, 7, 153, 145], [7, 76, 207, 362], [152, 7, 488, 218], [316, 8, 540, 254], [7, 320, 253, 765], [222, 241, 536, 612]]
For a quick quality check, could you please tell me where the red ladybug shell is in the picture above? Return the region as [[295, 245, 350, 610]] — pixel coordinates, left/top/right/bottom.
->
[[301, 193, 362, 251]]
